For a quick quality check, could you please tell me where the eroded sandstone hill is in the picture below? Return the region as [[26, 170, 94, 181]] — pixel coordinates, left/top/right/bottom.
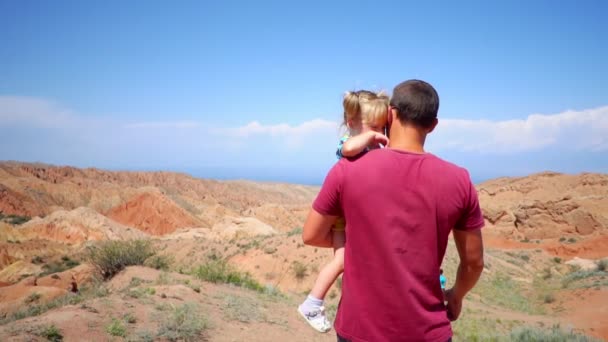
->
[[1, 163, 608, 341], [478, 171, 608, 240], [0, 161, 318, 237]]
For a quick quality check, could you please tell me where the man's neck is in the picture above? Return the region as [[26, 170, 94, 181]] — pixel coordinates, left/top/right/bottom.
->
[[387, 125, 427, 153]]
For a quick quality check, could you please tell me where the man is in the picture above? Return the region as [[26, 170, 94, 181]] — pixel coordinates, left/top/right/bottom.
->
[[302, 80, 484, 341]]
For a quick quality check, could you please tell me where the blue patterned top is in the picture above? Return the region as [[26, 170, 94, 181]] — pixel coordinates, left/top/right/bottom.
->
[[335, 134, 350, 159]]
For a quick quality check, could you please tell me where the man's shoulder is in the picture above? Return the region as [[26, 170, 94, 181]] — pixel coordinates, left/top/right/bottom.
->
[[427, 153, 471, 179]]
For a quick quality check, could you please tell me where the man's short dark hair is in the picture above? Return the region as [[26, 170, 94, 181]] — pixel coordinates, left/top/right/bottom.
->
[[390, 80, 439, 128]]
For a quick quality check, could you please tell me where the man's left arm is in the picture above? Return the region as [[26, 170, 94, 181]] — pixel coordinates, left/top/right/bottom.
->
[[302, 209, 337, 247], [302, 161, 344, 248]]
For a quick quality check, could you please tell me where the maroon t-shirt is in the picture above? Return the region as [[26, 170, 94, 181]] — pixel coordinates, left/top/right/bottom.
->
[[313, 148, 484, 342]]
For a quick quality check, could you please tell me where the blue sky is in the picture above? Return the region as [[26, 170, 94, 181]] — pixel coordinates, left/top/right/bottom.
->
[[1, 0, 607, 184]]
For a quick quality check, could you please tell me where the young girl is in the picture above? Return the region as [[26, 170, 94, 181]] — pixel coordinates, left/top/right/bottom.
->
[[298, 90, 390, 333]]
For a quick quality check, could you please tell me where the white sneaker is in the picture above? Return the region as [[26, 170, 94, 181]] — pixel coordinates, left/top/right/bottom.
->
[[297, 304, 332, 333]]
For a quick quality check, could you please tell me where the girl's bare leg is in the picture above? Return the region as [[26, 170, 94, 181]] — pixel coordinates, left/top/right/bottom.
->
[[309, 230, 345, 300]]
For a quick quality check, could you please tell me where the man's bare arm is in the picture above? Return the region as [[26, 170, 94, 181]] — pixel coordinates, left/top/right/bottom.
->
[[446, 228, 484, 320], [301, 208, 337, 248]]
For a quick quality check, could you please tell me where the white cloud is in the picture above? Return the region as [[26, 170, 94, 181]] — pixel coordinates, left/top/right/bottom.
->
[[123, 121, 202, 129], [227, 119, 337, 137], [429, 106, 608, 153], [0, 96, 74, 127], [2, 96, 608, 162]]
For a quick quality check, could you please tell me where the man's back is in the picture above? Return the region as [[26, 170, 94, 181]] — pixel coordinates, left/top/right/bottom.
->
[[314, 148, 484, 341]]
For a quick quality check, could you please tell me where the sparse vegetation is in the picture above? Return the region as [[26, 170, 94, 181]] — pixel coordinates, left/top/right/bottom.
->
[[263, 246, 277, 254], [61, 255, 79, 268], [559, 237, 566, 242], [127, 286, 156, 299], [106, 318, 127, 337], [510, 325, 601, 341], [155, 272, 172, 285], [0, 212, 31, 225], [543, 292, 556, 304], [553, 257, 562, 264], [123, 312, 137, 324], [473, 273, 539, 314], [542, 267, 553, 280], [39, 256, 80, 277], [292, 261, 308, 280], [0, 279, 109, 325], [25, 292, 42, 304], [31, 255, 45, 264], [562, 269, 608, 288], [223, 294, 265, 323], [192, 259, 266, 293], [145, 254, 173, 270], [37, 324, 63, 341], [157, 303, 208, 341], [133, 330, 155, 342], [568, 237, 577, 244], [287, 227, 302, 236], [87, 240, 154, 279], [598, 259, 607, 271]]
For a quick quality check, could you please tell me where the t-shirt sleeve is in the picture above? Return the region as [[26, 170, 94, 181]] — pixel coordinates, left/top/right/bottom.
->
[[335, 135, 350, 159], [313, 161, 344, 217], [454, 174, 485, 231]]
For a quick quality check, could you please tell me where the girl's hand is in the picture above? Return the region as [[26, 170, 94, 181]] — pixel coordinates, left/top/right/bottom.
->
[[366, 131, 389, 148]]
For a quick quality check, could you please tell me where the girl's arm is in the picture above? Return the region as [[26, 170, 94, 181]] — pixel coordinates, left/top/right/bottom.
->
[[340, 131, 389, 157]]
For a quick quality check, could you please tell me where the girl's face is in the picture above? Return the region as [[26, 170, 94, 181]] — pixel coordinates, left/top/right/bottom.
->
[[347, 119, 363, 135], [362, 120, 385, 134]]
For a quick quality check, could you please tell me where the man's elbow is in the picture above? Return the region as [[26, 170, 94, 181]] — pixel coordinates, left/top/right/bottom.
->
[[301, 231, 314, 246]]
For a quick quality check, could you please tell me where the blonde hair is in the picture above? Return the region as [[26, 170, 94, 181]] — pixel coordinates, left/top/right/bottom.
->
[[342, 90, 388, 130], [360, 95, 389, 128]]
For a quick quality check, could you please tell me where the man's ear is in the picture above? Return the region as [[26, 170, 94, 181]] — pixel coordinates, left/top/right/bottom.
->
[[427, 118, 439, 134], [387, 106, 395, 126]]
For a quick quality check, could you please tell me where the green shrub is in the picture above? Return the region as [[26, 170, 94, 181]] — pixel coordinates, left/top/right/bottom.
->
[[510, 325, 600, 341], [157, 303, 208, 341], [61, 256, 80, 268], [0, 281, 108, 325], [559, 237, 566, 242], [6, 214, 31, 225], [543, 293, 556, 304], [31, 256, 45, 264], [287, 227, 303, 236], [145, 255, 172, 270], [39, 256, 80, 277], [553, 257, 562, 264], [106, 318, 127, 337], [223, 295, 265, 323], [38, 324, 63, 341], [25, 292, 41, 304], [123, 312, 137, 324], [568, 237, 577, 243], [87, 240, 154, 279], [562, 270, 608, 288], [598, 259, 607, 272], [292, 261, 308, 280], [192, 259, 264, 292]]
